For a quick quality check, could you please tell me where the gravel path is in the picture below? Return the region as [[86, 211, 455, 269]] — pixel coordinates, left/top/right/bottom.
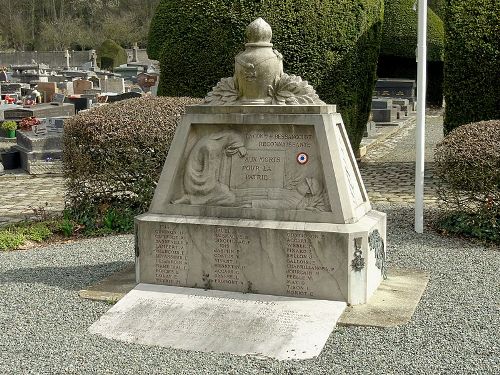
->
[[1, 112, 498, 374], [0, 206, 498, 375]]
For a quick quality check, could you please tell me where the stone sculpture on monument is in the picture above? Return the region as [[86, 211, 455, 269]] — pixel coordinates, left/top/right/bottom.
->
[[135, 18, 387, 305]]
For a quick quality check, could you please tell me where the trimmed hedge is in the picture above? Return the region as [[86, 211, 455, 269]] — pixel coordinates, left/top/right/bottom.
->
[[148, 0, 384, 150], [97, 39, 128, 70], [443, 0, 500, 133], [381, 0, 444, 62], [434, 120, 500, 243], [63, 96, 201, 230]]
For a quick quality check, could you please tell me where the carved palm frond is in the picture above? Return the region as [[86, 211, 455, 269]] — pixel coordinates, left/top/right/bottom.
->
[[204, 77, 239, 105], [268, 73, 325, 105]]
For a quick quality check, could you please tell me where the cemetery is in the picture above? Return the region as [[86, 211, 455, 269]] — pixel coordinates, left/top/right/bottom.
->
[[0, 0, 499, 374]]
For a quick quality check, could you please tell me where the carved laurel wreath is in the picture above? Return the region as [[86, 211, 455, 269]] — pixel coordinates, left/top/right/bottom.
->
[[203, 73, 325, 105], [268, 74, 324, 105], [203, 77, 239, 105]]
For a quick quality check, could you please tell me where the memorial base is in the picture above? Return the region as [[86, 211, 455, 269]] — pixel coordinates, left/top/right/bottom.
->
[[136, 210, 386, 305]]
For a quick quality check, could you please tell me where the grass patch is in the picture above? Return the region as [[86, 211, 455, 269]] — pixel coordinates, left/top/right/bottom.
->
[[0, 210, 135, 251]]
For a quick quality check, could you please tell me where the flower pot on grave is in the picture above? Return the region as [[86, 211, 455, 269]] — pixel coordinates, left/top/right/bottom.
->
[[7, 129, 16, 138], [1, 150, 21, 170]]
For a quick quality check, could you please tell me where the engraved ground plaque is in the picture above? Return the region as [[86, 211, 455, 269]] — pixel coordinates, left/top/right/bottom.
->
[[89, 284, 347, 360]]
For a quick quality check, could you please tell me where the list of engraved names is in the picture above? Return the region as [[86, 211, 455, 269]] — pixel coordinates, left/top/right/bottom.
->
[[154, 224, 188, 285]]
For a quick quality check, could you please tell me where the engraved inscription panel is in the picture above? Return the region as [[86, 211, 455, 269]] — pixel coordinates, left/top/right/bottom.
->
[[143, 221, 347, 300], [230, 149, 286, 189], [154, 224, 188, 285]]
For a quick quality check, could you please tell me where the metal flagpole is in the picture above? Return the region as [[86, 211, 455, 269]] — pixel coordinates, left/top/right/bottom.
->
[[415, 0, 427, 233]]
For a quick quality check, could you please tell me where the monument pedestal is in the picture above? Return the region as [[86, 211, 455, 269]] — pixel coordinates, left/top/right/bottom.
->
[[136, 210, 385, 305]]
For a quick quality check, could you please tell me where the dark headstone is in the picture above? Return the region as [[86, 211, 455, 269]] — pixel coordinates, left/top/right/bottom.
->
[[106, 91, 142, 103], [371, 99, 393, 110], [372, 109, 397, 123], [64, 97, 90, 112], [374, 79, 416, 101], [53, 93, 66, 104]]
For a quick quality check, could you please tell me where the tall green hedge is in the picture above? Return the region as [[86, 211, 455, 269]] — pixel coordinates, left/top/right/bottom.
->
[[443, 0, 500, 133], [148, 0, 384, 150], [381, 0, 444, 62], [97, 39, 128, 69]]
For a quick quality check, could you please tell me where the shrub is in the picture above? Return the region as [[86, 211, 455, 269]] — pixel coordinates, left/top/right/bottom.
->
[[443, 0, 500, 133], [97, 39, 128, 70], [63, 96, 201, 231], [434, 120, 500, 243], [148, 0, 384, 151], [378, 0, 445, 105]]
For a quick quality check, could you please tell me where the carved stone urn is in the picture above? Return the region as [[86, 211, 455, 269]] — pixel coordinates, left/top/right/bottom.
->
[[234, 18, 283, 104]]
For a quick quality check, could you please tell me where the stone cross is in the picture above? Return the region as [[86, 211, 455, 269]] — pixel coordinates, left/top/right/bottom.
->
[[132, 42, 139, 63], [91, 50, 97, 69], [64, 50, 70, 69]]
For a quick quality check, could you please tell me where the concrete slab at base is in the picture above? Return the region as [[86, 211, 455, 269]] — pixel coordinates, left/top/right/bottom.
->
[[338, 268, 430, 327], [79, 264, 137, 302], [89, 283, 346, 360]]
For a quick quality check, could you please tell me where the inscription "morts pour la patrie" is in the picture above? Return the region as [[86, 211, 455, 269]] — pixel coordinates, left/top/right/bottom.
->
[[230, 149, 286, 188]]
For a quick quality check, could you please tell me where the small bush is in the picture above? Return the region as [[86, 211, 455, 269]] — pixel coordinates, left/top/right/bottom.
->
[[434, 120, 500, 243], [63, 96, 201, 231]]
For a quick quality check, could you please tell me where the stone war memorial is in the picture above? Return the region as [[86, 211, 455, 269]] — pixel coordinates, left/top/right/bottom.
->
[[91, 18, 388, 359]]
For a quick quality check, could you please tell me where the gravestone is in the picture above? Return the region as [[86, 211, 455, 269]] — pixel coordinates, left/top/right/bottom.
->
[[52, 93, 66, 105], [73, 79, 93, 95], [371, 99, 398, 124], [101, 77, 125, 94], [137, 73, 158, 92], [14, 117, 67, 174], [3, 103, 75, 120], [374, 78, 416, 111], [34, 82, 57, 102], [1, 83, 22, 99]]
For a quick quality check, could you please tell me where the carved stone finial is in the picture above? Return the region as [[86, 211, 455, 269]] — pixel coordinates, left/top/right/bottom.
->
[[204, 18, 325, 106], [246, 18, 272, 45]]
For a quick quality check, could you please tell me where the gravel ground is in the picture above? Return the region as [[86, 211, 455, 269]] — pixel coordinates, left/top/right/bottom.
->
[[0, 203, 498, 375]]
